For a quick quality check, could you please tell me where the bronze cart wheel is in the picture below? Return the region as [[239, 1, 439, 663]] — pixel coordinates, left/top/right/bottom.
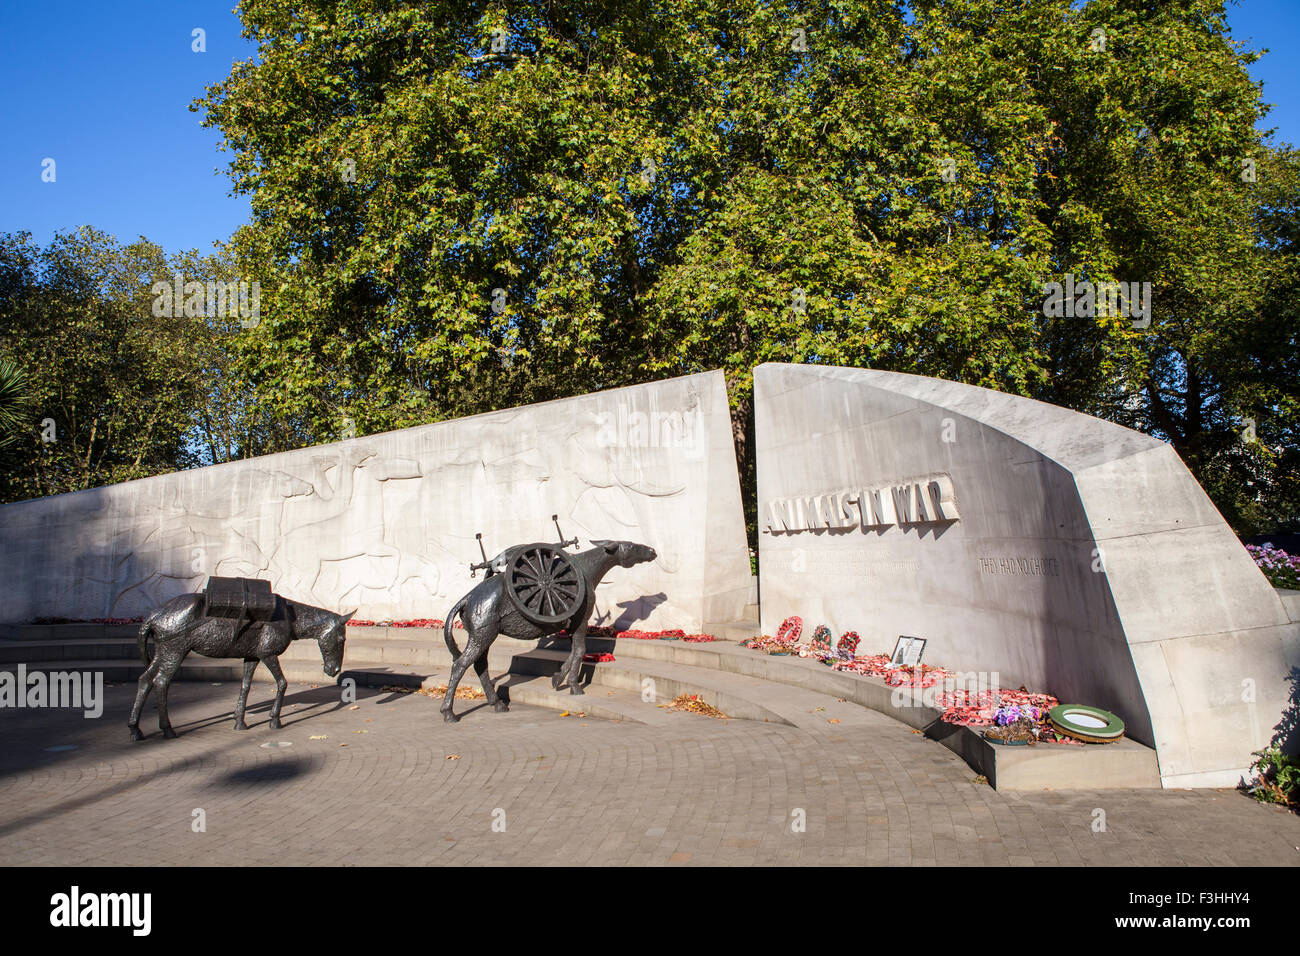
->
[[504, 545, 586, 626]]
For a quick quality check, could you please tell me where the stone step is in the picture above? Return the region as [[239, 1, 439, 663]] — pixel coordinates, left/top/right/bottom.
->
[[7, 642, 553, 686], [502, 636, 1161, 790], [281, 631, 578, 668], [497, 676, 684, 726], [260, 661, 680, 726], [4, 657, 149, 682], [7, 657, 343, 686], [10, 626, 1163, 790], [586, 658, 882, 733], [702, 604, 761, 643], [1278, 587, 1300, 623], [0, 638, 140, 664], [2, 634, 911, 732], [334, 668, 681, 726], [329, 654, 788, 730], [0, 623, 138, 641], [595, 638, 1162, 789], [507, 646, 882, 730], [713, 623, 763, 643]]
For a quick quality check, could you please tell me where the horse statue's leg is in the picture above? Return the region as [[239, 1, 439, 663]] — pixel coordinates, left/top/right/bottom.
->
[[555, 620, 589, 696], [153, 651, 186, 739], [550, 643, 568, 690], [234, 659, 259, 730], [471, 646, 508, 713], [128, 656, 161, 740], [261, 656, 289, 729], [442, 621, 496, 723]]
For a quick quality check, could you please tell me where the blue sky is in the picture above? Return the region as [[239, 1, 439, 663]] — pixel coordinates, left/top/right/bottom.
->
[[1, 1, 1297, 257], [0, 1, 255, 255]]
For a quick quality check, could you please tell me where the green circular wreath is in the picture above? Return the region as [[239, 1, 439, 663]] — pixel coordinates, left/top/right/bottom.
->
[[1047, 704, 1125, 742]]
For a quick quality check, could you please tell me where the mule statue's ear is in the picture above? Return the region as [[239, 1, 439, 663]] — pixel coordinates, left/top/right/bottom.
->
[[339, 608, 358, 622], [603, 541, 619, 554]]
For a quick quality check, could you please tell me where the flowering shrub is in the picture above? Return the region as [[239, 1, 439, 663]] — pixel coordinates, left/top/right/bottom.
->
[[1246, 543, 1300, 590]]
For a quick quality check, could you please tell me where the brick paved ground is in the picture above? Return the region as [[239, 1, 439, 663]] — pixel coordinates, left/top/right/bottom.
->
[[0, 681, 1296, 866]]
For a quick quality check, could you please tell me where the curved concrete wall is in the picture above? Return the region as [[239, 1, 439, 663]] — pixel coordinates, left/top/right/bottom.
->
[[0, 371, 753, 633], [755, 363, 1299, 788]]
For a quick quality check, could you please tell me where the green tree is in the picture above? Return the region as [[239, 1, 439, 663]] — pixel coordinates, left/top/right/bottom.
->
[[0, 229, 234, 500], [196, 0, 1299, 536], [1027, 0, 1298, 533]]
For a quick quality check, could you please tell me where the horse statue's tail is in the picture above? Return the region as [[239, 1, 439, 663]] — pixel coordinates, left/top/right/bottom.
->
[[443, 597, 468, 658], [137, 617, 154, 665]]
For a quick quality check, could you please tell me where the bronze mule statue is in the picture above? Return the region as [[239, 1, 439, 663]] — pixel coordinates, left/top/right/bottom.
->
[[128, 592, 352, 740], [440, 539, 656, 722]]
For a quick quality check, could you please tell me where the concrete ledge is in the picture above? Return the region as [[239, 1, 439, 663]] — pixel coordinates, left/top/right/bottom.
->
[[584, 637, 1163, 789], [10, 627, 1164, 790], [925, 720, 1161, 790], [334, 667, 649, 724], [0, 623, 139, 641], [509, 650, 795, 726], [1278, 588, 1300, 624], [0, 638, 138, 663]]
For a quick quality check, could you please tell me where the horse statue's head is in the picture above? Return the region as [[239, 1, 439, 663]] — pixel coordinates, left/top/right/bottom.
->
[[318, 608, 353, 678], [591, 540, 657, 568]]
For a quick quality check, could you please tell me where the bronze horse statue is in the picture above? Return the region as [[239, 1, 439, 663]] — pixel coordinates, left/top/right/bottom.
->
[[440, 539, 656, 722], [128, 593, 352, 739]]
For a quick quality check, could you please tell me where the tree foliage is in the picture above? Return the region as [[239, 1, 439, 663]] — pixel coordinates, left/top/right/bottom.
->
[[0, 229, 265, 500], [6, 1, 1294, 535]]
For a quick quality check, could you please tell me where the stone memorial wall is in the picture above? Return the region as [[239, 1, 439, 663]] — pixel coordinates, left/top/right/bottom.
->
[[4, 358, 1294, 789], [0, 371, 754, 633], [755, 362, 1299, 788]]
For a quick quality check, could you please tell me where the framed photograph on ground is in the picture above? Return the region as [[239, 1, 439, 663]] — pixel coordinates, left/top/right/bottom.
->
[[890, 636, 926, 667]]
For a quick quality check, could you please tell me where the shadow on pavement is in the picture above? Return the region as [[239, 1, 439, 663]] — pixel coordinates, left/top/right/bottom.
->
[[0, 682, 413, 838]]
